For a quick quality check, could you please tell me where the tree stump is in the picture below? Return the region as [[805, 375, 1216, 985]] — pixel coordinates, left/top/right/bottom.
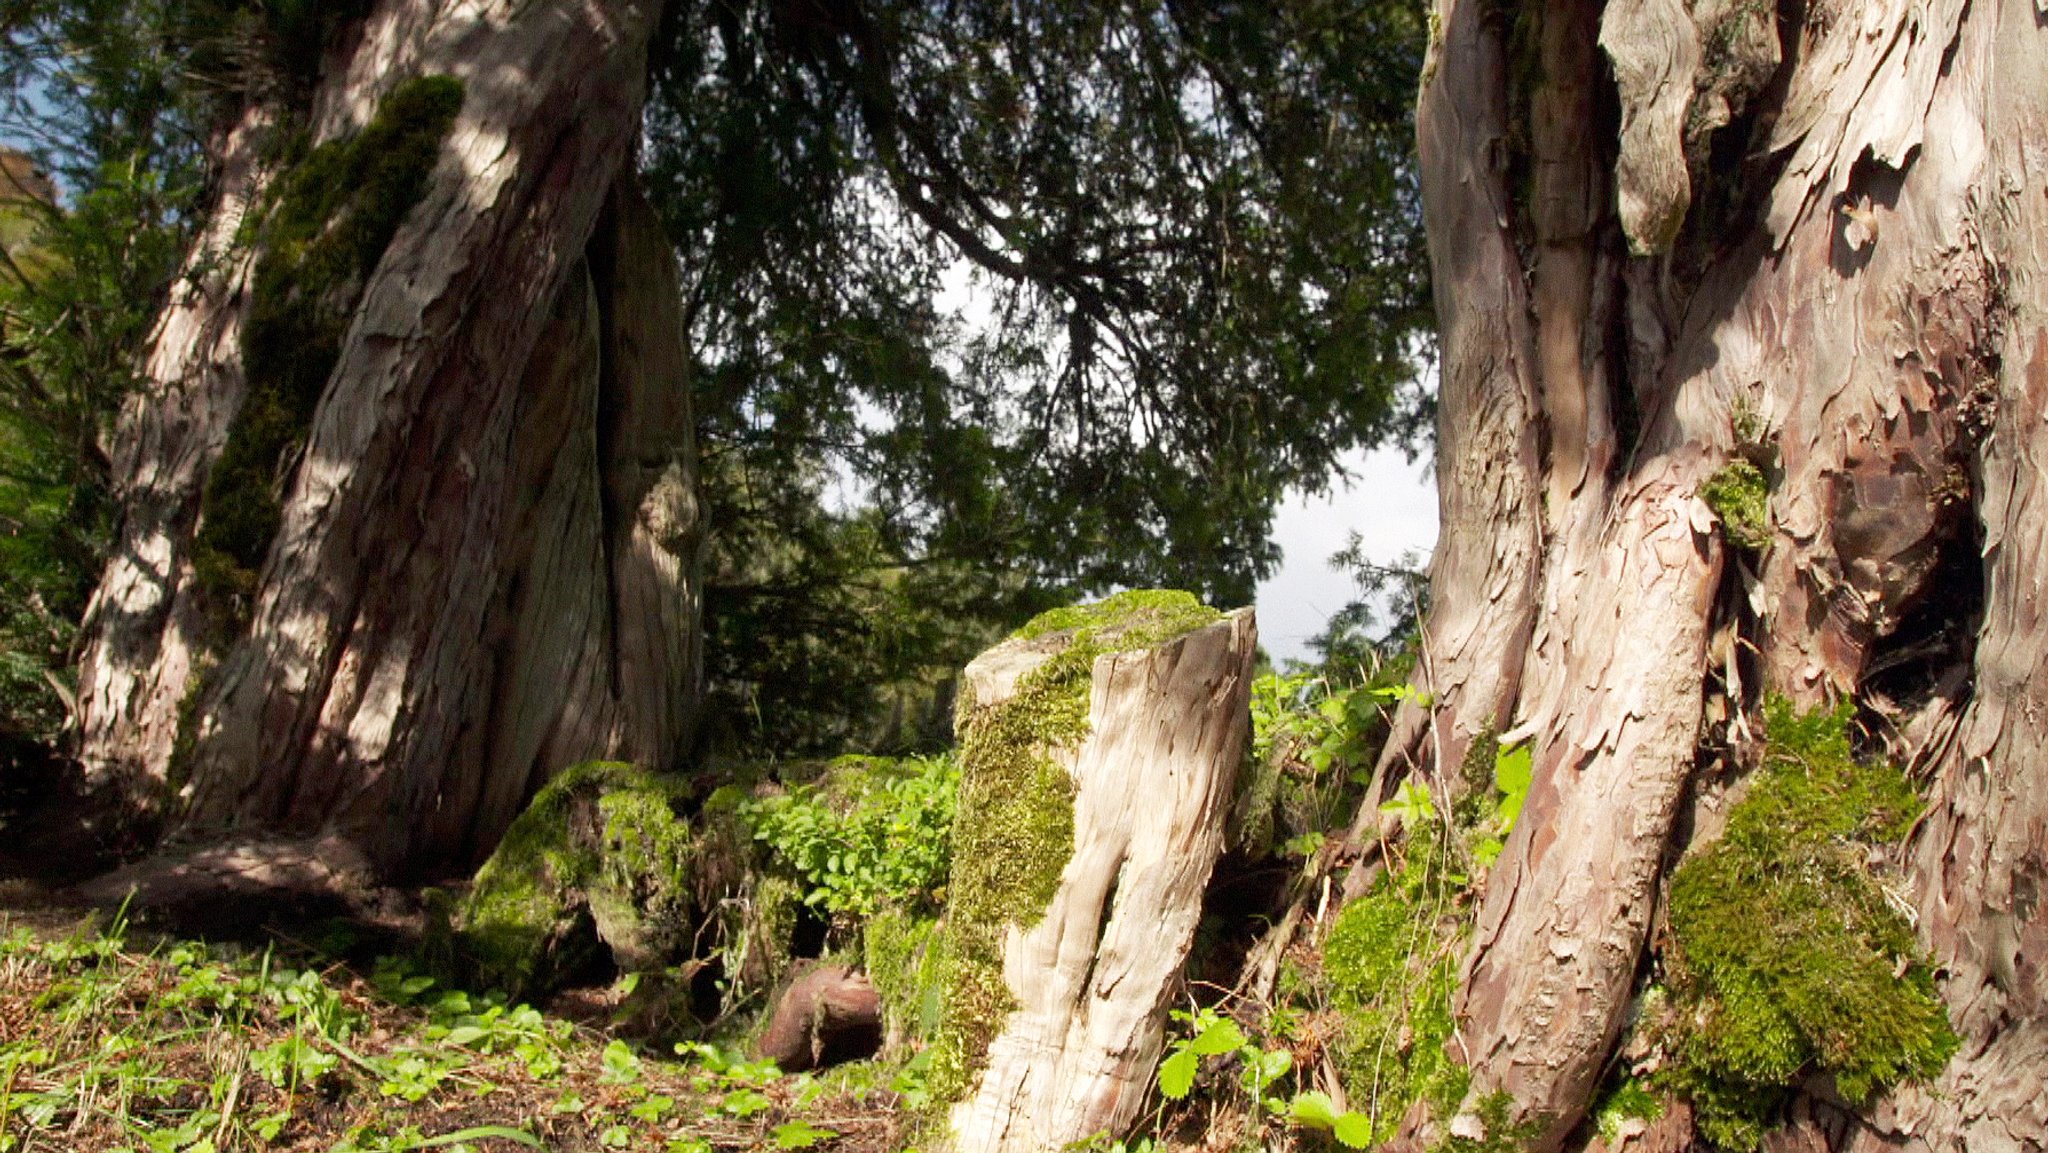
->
[[936, 593, 1256, 1153]]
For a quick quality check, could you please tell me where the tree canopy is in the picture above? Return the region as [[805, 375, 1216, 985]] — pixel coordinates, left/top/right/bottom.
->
[[643, 0, 1430, 748]]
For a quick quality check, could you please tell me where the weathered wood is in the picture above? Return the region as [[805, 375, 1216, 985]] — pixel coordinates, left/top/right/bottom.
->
[[1351, 0, 1544, 878], [75, 104, 275, 814], [756, 964, 884, 1073], [948, 607, 1256, 1153]]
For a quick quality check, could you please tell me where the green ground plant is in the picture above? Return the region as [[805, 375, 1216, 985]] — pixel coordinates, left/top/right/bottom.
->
[[0, 910, 905, 1152], [1154, 1006, 1375, 1148], [740, 753, 959, 919]]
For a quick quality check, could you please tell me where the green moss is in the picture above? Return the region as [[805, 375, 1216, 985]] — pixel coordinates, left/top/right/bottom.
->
[[1657, 698, 1957, 1150], [864, 908, 945, 1046], [457, 761, 697, 997], [927, 589, 1226, 1105], [1592, 1076, 1664, 1144], [195, 75, 464, 610], [1325, 869, 1466, 1145], [1699, 460, 1771, 553], [163, 656, 218, 795], [1008, 588, 1222, 643]]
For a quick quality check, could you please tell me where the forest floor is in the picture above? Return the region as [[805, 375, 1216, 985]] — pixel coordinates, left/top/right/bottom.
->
[[0, 893, 916, 1153]]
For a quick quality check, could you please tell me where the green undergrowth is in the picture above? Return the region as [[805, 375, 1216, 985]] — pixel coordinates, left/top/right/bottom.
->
[[194, 75, 463, 610], [1139, 671, 1525, 1152], [1655, 698, 1957, 1150], [740, 754, 958, 920], [926, 590, 1224, 1105], [1235, 668, 1411, 860], [0, 909, 905, 1152]]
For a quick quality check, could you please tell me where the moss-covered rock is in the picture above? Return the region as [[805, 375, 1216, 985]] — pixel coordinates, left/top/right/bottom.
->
[[925, 589, 1225, 1105], [455, 761, 696, 997], [863, 907, 946, 1050], [1656, 698, 1957, 1150]]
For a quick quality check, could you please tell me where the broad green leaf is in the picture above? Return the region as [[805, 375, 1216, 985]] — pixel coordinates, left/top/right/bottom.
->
[[1333, 1111, 1375, 1149], [1189, 1018, 1246, 1056], [1157, 1048, 1199, 1100], [1494, 742, 1533, 828], [1379, 779, 1437, 830], [772, 1121, 837, 1149], [1289, 1091, 1341, 1130], [409, 1127, 542, 1149]]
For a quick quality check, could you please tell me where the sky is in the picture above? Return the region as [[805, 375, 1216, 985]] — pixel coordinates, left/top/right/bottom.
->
[[1252, 447, 1437, 664]]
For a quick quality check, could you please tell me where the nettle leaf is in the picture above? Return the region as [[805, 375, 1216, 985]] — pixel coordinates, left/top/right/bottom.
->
[[1190, 1017, 1247, 1056], [1333, 1111, 1375, 1149], [1289, 1090, 1341, 1130], [1158, 1048, 1200, 1100], [1379, 779, 1437, 830]]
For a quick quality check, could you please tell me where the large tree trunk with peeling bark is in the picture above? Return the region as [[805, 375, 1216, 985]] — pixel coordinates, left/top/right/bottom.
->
[[74, 0, 700, 880], [1377, 0, 2048, 1149]]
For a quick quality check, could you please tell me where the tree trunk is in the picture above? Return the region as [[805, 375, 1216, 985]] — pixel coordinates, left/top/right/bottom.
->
[[1390, 0, 2048, 1149], [75, 0, 699, 879], [943, 605, 1257, 1153]]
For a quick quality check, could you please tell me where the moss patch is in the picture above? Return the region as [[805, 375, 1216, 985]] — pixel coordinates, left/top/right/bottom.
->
[[1699, 460, 1771, 553], [1656, 698, 1957, 1150], [456, 761, 696, 998], [1323, 834, 1469, 1145], [195, 75, 464, 610], [864, 908, 945, 1047], [926, 589, 1226, 1105]]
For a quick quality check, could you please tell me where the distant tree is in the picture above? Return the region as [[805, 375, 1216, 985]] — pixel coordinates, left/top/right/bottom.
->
[[645, 0, 1434, 753]]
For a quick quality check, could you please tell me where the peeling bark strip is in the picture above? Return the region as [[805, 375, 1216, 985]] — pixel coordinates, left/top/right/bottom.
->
[[1394, 0, 2048, 1149], [949, 610, 1256, 1153], [77, 0, 698, 876]]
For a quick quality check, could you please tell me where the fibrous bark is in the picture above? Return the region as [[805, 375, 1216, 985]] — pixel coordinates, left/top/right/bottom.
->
[[1388, 0, 2048, 1149], [77, 0, 698, 879], [946, 607, 1256, 1153]]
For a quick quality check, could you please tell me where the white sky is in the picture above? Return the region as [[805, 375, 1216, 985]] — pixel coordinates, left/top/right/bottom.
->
[[1254, 447, 1437, 664]]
